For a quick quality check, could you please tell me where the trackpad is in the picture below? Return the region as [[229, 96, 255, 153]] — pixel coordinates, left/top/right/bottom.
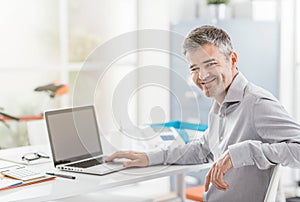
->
[[88, 162, 124, 172]]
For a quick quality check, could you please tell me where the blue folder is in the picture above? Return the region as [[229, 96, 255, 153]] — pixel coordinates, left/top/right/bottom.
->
[[149, 121, 208, 144]]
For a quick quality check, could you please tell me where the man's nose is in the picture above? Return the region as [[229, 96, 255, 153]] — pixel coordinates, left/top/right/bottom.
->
[[198, 68, 209, 80]]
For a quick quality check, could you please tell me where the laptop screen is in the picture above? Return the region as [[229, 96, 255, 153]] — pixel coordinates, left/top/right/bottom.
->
[[45, 106, 103, 166]]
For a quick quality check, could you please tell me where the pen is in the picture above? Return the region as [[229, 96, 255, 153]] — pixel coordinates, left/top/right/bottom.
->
[[46, 172, 76, 180]]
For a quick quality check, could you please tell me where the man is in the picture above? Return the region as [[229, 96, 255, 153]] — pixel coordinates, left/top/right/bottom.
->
[[106, 25, 300, 201]]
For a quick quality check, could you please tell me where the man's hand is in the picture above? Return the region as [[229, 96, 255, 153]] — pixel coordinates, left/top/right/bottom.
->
[[205, 150, 233, 192], [105, 151, 149, 168]]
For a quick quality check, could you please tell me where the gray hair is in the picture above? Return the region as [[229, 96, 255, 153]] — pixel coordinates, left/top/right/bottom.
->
[[182, 25, 233, 59]]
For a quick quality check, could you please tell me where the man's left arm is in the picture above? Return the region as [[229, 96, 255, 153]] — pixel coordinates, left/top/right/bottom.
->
[[206, 98, 300, 191], [228, 97, 300, 170]]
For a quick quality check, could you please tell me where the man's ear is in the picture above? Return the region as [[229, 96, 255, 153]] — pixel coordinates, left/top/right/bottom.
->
[[231, 51, 238, 69]]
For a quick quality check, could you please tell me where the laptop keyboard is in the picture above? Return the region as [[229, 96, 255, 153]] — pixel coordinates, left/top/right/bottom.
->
[[68, 157, 103, 168]]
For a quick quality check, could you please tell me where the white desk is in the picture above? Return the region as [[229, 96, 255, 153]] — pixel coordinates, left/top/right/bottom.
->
[[0, 146, 211, 202]]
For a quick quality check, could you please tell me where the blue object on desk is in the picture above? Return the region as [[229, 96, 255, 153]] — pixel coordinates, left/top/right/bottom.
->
[[176, 129, 190, 144], [149, 121, 208, 144], [160, 135, 176, 141], [149, 121, 209, 191]]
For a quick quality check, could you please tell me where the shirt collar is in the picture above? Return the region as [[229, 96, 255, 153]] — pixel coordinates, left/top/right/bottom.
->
[[212, 72, 248, 113], [223, 72, 248, 103]]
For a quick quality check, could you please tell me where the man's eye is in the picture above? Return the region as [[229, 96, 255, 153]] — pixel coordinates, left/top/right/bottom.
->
[[206, 63, 216, 67], [191, 67, 199, 72]]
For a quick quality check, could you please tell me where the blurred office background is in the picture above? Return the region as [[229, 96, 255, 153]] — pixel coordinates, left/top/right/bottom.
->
[[0, 0, 299, 200]]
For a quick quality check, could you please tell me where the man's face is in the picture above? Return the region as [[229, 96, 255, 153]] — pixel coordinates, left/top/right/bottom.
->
[[186, 44, 237, 103]]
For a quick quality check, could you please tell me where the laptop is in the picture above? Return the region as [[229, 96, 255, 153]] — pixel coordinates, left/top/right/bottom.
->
[[45, 105, 125, 175]]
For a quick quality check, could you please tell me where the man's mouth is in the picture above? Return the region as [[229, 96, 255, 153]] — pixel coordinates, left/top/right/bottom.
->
[[200, 78, 216, 85]]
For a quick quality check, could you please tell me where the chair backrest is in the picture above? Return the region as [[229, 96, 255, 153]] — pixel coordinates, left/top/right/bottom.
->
[[264, 164, 282, 202]]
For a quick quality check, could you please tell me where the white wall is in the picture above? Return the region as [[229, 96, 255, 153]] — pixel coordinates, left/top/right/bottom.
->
[[136, 0, 171, 125]]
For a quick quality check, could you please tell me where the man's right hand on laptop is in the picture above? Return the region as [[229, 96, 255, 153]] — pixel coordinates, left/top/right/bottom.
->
[[105, 151, 149, 168]]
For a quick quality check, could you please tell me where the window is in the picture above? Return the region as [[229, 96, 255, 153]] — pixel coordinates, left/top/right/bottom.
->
[[0, 0, 137, 148]]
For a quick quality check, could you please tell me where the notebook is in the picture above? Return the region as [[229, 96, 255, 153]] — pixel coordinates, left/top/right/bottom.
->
[[0, 163, 55, 191], [45, 105, 125, 175]]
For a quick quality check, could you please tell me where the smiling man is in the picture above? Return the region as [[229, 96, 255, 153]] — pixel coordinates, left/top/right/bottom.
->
[[106, 25, 300, 202]]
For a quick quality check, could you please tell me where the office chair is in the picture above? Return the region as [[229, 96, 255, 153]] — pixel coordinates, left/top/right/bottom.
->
[[185, 164, 282, 202], [264, 164, 282, 202]]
